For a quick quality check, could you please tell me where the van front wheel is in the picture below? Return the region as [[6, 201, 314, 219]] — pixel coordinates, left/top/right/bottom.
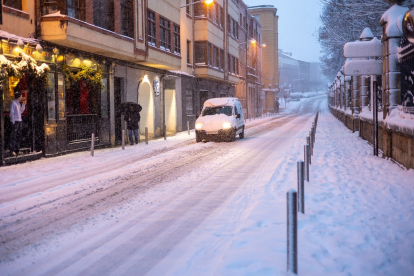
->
[[229, 128, 236, 142]]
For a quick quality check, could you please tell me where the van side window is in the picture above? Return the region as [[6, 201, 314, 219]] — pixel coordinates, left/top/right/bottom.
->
[[234, 105, 239, 115]]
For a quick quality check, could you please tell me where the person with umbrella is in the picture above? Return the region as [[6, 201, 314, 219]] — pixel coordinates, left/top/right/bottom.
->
[[124, 104, 141, 145]]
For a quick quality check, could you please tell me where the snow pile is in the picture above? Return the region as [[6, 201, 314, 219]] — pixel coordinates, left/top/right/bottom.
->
[[380, 5, 409, 37]]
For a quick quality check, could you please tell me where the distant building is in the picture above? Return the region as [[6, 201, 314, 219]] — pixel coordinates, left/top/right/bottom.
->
[[248, 5, 279, 113]]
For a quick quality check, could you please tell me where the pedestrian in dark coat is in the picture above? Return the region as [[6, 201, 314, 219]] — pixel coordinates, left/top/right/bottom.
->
[[9, 91, 26, 156], [125, 106, 140, 145]]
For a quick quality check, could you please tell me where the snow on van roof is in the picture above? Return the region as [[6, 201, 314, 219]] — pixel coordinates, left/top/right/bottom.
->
[[203, 97, 238, 107]]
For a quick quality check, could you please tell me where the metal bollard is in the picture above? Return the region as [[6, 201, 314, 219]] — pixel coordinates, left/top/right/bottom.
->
[[309, 131, 313, 156], [297, 161, 305, 214], [145, 127, 148, 145], [304, 144, 310, 181], [187, 121, 190, 135], [122, 130, 125, 150], [164, 125, 167, 140], [287, 189, 298, 274], [91, 133, 95, 156]]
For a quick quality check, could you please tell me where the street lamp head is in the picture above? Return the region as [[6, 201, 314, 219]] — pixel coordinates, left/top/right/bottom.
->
[[261, 43, 266, 47], [181, 0, 213, 8]]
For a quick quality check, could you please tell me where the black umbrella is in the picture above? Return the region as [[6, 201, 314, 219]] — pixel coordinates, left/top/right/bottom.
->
[[120, 102, 142, 114]]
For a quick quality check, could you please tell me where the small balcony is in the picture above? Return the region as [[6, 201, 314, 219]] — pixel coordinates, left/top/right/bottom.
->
[[41, 14, 146, 62]]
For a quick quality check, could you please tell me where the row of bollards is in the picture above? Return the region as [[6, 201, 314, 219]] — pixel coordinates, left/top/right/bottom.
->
[[287, 111, 319, 274], [89, 112, 279, 156]]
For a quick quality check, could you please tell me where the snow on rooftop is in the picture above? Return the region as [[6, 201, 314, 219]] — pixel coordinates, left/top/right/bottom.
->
[[42, 10, 66, 18], [0, 30, 39, 44], [169, 70, 195, 78], [203, 97, 238, 107]]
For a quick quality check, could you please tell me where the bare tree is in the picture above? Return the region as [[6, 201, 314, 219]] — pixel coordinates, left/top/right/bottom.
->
[[318, 0, 414, 80]]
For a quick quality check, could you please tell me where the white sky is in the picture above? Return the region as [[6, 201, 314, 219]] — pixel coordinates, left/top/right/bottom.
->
[[244, 0, 323, 62]]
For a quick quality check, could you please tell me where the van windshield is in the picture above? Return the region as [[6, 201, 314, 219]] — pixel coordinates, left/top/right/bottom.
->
[[202, 106, 233, 116]]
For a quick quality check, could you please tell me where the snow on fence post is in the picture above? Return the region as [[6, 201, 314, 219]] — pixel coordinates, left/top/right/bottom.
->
[[297, 161, 305, 214], [164, 125, 167, 140], [145, 127, 148, 145], [187, 121, 190, 135], [304, 144, 310, 181], [287, 189, 298, 274], [122, 130, 125, 150], [91, 133, 95, 157]]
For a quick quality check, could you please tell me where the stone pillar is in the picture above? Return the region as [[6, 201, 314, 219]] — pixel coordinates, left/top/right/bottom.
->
[[352, 76, 360, 118], [387, 38, 402, 113], [380, 5, 408, 117], [359, 75, 369, 112], [341, 76, 345, 110], [345, 76, 351, 110]]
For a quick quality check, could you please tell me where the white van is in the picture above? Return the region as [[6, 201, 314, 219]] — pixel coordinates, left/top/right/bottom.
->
[[195, 97, 245, 142]]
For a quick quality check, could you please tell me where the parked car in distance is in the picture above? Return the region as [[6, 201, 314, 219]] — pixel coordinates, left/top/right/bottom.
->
[[195, 98, 245, 142], [290, 93, 301, 101]]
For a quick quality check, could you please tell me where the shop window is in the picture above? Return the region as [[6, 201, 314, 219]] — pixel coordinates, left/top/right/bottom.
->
[[47, 73, 56, 121], [120, 0, 133, 38], [174, 24, 180, 54], [3, 77, 19, 112], [67, 0, 85, 21], [160, 17, 171, 50], [213, 46, 218, 68], [186, 89, 194, 115], [93, 0, 114, 32], [194, 2, 205, 17], [207, 42, 211, 65], [186, 0, 191, 15], [148, 10, 156, 45], [66, 80, 98, 115], [101, 78, 109, 119], [220, 49, 224, 70], [195, 42, 206, 64], [58, 74, 66, 120], [4, 0, 22, 10], [187, 40, 191, 64]]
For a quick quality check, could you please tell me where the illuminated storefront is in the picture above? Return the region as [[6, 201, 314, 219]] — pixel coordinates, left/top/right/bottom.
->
[[0, 36, 110, 165]]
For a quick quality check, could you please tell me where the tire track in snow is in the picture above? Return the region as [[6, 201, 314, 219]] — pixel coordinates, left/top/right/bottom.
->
[[33, 116, 309, 276], [0, 115, 298, 264]]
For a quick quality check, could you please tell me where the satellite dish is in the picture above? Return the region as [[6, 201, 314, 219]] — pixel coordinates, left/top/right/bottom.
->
[[403, 9, 414, 44]]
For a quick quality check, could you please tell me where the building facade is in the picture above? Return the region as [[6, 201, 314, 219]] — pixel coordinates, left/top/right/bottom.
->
[[247, 5, 279, 112], [0, 0, 242, 165], [236, 1, 263, 118]]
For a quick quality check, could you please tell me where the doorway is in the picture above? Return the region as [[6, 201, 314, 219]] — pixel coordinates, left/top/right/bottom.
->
[[165, 89, 176, 135], [200, 90, 208, 115], [138, 82, 154, 137]]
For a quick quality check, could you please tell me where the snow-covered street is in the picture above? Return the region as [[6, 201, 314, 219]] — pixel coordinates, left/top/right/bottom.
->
[[1, 96, 413, 276]]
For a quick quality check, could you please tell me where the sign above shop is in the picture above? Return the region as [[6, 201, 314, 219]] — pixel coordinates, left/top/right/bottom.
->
[[403, 9, 414, 44]]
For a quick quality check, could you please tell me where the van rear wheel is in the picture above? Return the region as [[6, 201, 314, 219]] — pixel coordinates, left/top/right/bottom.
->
[[239, 126, 245, 139]]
